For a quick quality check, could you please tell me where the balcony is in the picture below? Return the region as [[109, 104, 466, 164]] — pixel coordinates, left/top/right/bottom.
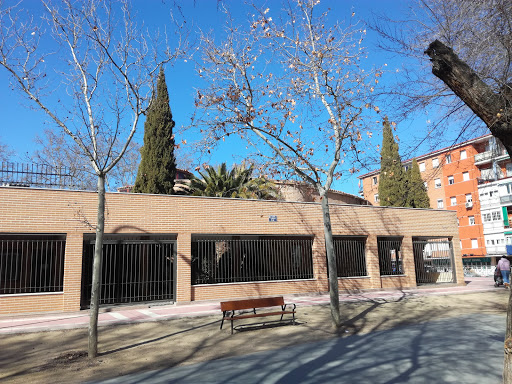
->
[[501, 195, 512, 205], [487, 245, 507, 255], [474, 149, 509, 166]]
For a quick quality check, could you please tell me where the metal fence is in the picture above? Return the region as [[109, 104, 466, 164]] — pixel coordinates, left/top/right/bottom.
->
[[0, 161, 78, 189], [0, 234, 66, 295], [333, 237, 367, 277], [463, 263, 494, 277], [413, 239, 455, 284], [377, 237, 403, 276], [192, 236, 314, 285], [81, 238, 176, 308]]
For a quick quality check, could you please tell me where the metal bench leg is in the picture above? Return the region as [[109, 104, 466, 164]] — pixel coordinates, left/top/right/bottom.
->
[[220, 311, 226, 330]]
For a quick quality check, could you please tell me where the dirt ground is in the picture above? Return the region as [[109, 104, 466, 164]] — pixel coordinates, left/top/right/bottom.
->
[[1, 290, 509, 384]]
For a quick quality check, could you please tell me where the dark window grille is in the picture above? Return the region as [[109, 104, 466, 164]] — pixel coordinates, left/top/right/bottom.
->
[[81, 236, 175, 308], [378, 237, 403, 276], [333, 237, 367, 277], [413, 238, 455, 284], [192, 236, 314, 285], [0, 234, 66, 294]]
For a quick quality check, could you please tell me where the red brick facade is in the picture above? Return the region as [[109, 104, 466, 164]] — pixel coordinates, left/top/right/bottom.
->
[[0, 187, 464, 315]]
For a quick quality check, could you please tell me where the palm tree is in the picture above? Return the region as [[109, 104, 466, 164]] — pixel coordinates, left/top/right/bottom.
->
[[187, 163, 279, 200]]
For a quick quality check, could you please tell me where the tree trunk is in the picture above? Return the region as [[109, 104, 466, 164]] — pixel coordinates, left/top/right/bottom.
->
[[320, 194, 341, 328], [424, 40, 512, 158], [425, 40, 512, 382], [505, 289, 512, 383], [88, 173, 106, 358]]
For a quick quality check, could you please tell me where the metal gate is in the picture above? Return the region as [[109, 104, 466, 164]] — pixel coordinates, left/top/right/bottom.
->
[[81, 237, 176, 309], [413, 238, 455, 285]]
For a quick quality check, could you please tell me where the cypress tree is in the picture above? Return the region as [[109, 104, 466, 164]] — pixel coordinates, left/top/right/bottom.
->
[[134, 67, 176, 194], [405, 159, 431, 208], [378, 117, 406, 206]]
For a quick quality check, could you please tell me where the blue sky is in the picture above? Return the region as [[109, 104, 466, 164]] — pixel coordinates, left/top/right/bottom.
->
[[0, 0, 483, 195]]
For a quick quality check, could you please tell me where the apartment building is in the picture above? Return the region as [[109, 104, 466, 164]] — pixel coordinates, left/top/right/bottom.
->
[[358, 134, 512, 264]]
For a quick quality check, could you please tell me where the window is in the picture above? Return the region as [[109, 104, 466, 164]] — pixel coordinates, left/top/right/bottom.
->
[[483, 213, 492, 222], [374, 194, 379, 203], [469, 216, 475, 225], [471, 238, 478, 249], [372, 176, 378, 185], [448, 175, 454, 185], [432, 158, 439, 168], [0, 234, 66, 295], [437, 199, 444, 209], [450, 196, 457, 206], [435, 178, 442, 188], [507, 163, 512, 177], [446, 154, 452, 164], [463, 171, 470, 181], [465, 193, 472, 203], [460, 150, 467, 160], [419, 162, 426, 172], [377, 237, 403, 276], [423, 181, 428, 190], [492, 210, 502, 221], [334, 237, 367, 277], [191, 235, 314, 285]]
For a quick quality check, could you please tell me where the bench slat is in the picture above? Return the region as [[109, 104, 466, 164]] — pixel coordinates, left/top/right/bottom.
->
[[224, 310, 295, 320], [220, 296, 285, 311]]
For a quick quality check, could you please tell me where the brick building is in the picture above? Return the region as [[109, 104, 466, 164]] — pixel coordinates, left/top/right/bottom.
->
[[0, 186, 462, 315], [358, 133, 512, 264]]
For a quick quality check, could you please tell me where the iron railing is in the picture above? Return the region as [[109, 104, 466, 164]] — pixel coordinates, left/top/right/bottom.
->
[[377, 237, 403, 276], [413, 239, 455, 284], [192, 236, 314, 285], [333, 237, 367, 277], [0, 161, 80, 189], [463, 263, 494, 277], [81, 238, 175, 308], [0, 234, 66, 295]]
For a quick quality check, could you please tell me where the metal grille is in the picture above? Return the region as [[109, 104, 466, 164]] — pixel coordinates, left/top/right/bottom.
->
[[378, 237, 403, 276], [413, 239, 455, 284], [0, 162, 77, 188], [192, 236, 314, 285], [81, 238, 175, 308], [0, 234, 66, 294], [333, 237, 367, 277]]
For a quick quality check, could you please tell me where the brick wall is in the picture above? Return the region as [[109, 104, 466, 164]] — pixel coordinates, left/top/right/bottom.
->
[[0, 187, 463, 315]]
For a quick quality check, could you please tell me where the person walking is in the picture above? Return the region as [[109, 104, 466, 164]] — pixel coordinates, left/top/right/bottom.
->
[[497, 255, 511, 288]]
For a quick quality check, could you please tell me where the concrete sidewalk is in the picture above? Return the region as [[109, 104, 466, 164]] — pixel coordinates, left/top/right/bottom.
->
[[0, 277, 500, 335]]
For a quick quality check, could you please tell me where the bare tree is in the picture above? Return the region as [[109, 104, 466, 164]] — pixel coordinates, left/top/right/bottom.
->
[[194, 1, 380, 328], [0, 0, 186, 357], [31, 128, 141, 190], [374, 1, 512, 380], [0, 137, 14, 163], [372, 0, 511, 150]]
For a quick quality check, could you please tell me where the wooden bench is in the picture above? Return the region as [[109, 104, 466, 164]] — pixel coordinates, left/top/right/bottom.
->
[[220, 296, 296, 334]]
